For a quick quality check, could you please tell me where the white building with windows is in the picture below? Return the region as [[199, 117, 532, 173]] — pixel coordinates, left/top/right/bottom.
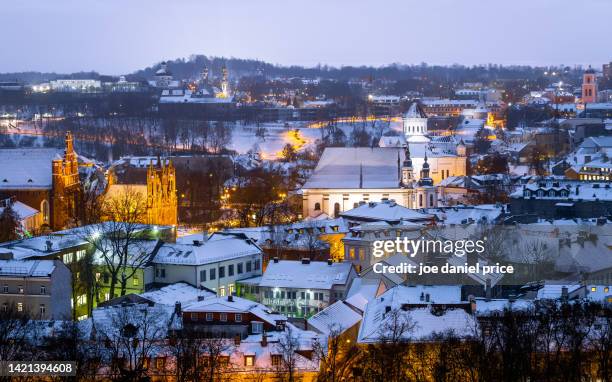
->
[[152, 232, 263, 297], [301, 144, 464, 218], [239, 258, 357, 318]]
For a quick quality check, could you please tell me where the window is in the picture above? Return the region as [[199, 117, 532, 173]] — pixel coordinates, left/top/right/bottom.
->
[[41, 200, 50, 223], [77, 294, 87, 306], [591, 287, 597, 292], [210, 269, 216, 280], [254, 259, 261, 271], [1, 304, 7, 312], [17, 303, 23, 312], [252, 321, 263, 334], [429, 194, 434, 207], [219, 266, 225, 278], [160, 269, 166, 278], [2, 284, 7, 293], [220, 313, 227, 322], [237, 263, 243, 274], [271, 355, 282, 367], [206, 313, 214, 321], [40, 285, 46, 294], [63, 253, 73, 264], [155, 357, 165, 370], [133, 277, 139, 286], [245, 355, 254, 367], [18, 285, 24, 294], [235, 313, 242, 322], [39, 304, 46, 317], [228, 264, 234, 276], [200, 269, 207, 282], [419, 194, 423, 207], [229, 284, 235, 295], [103, 273, 110, 283], [219, 287, 226, 297], [191, 313, 198, 321], [314, 202, 321, 211], [333, 202, 340, 218], [76, 250, 86, 261], [246, 262, 252, 272]]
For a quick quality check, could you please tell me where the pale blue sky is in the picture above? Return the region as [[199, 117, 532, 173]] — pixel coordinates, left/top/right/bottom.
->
[[2, 0, 610, 74]]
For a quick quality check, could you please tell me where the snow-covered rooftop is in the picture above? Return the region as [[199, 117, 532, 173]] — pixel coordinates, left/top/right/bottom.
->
[[139, 283, 216, 307], [183, 295, 286, 326], [341, 200, 432, 223], [154, 232, 262, 266], [307, 301, 362, 335], [0, 148, 62, 190], [258, 260, 353, 290], [0, 259, 56, 277]]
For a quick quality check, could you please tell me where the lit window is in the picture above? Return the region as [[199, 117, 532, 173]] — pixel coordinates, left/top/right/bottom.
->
[[40, 285, 46, 294], [605, 287, 609, 293], [17, 303, 23, 312], [245, 356, 254, 367], [591, 287, 597, 292], [133, 277, 139, 286], [18, 285, 24, 294], [39, 304, 46, 316]]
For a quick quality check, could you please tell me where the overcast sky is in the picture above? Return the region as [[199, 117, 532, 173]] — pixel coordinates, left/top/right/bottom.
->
[[2, 0, 610, 75]]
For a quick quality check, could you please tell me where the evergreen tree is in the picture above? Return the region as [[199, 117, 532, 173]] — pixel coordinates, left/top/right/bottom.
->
[[0, 203, 21, 242]]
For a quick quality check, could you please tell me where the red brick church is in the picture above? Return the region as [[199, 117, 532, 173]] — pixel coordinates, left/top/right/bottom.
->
[[0, 132, 81, 232]]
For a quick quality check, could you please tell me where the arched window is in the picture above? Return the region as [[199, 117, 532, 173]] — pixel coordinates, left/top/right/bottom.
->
[[333, 203, 340, 218], [41, 200, 50, 224], [429, 194, 434, 207], [419, 194, 423, 207], [314, 202, 321, 211]]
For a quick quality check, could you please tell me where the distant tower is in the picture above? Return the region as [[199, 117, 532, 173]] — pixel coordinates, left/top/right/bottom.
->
[[220, 65, 229, 98], [154, 61, 173, 88], [146, 158, 178, 227], [415, 152, 437, 208], [201, 66, 209, 84], [582, 66, 598, 103], [401, 145, 414, 187], [51, 132, 81, 229], [403, 102, 429, 143]]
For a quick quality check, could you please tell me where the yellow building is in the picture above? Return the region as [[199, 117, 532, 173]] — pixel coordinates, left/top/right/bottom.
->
[[105, 159, 178, 227]]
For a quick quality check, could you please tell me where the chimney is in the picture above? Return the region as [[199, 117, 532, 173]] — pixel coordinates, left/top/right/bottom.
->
[[227, 295, 234, 302], [561, 286, 568, 300], [301, 258, 311, 265], [174, 301, 181, 315], [261, 333, 268, 347], [485, 279, 492, 301], [327, 259, 333, 266], [45, 240, 53, 252], [468, 295, 476, 314], [234, 335, 241, 346], [273, 257, 279, 263]]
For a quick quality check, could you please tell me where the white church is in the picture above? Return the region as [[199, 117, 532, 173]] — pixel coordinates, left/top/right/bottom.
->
[[301, 102, 467, 218]]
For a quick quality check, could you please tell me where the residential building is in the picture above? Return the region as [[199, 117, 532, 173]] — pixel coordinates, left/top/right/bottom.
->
[[0, 259, 71, 320], [152, 232, 263, 297], [239, 259, 357, 318]]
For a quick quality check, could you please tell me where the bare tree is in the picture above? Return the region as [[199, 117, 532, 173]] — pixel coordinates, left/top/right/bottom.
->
[[312, 324, 360, 382], [82, 187, 150, 298]]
